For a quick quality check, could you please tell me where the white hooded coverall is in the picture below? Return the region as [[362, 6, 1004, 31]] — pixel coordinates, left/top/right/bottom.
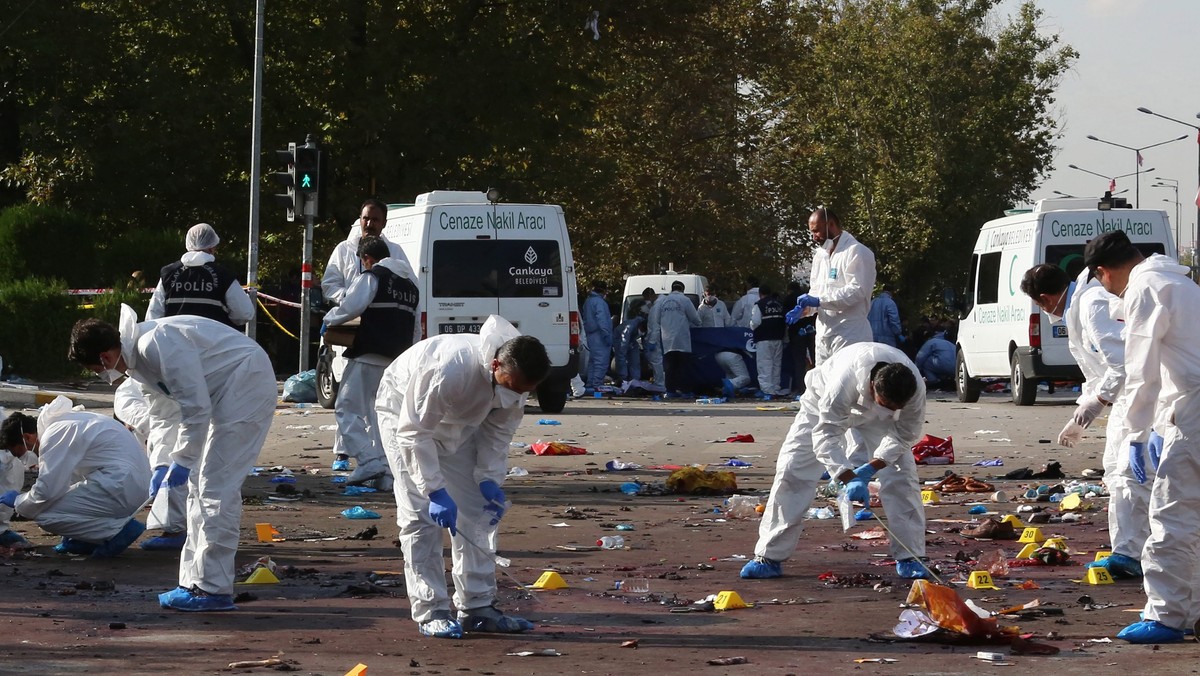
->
[[13, 399, 150, 542], [114, 378, 186, 533], [754, 342, 927, 564], [375, 316, 527, 623], [118, 306, 276, 596], [1062, 269, 1149, 559], [0, 407, 36, 539], [323, 257, 421, 479], [1118, 255, 1200, 629], [808, 231, 877, 365]]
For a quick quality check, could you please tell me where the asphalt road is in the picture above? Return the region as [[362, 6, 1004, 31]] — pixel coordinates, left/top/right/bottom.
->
[[0, 382, 1193, 675]]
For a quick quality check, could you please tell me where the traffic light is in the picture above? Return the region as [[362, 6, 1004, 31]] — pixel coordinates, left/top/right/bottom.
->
[[271, 142, 297, 222], [295, 144, 320, 216]]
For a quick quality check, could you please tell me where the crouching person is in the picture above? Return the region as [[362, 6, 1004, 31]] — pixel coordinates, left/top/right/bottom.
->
[[376, 316, 549, 638], [0, 397, 150, 557]]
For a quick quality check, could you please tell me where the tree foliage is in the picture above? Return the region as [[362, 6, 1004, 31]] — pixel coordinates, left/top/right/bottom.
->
[[0, 0, 1074, 312]]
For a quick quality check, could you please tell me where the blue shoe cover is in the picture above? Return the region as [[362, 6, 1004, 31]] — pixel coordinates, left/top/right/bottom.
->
[[161, 587, 237, 612], [1117, 620, 1186, 644], [721, 379, 736, 399], [740, 557, 783, 579], [54, 537, 98, 556], [1085, 552, 1142, 578], [0, 530, 29, 547], [92, 519, 146, 558], [140, 532, 187, 551], [331, 458, 351, 471], [896, 559, 932, 579], [854, 509, 875, 521], [458, 606, 535, 633], [419, 616, 464, 638]]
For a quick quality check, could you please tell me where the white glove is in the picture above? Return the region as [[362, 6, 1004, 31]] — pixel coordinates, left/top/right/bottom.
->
[[1058, 420, 1085, 448], [1071, 395, 1106, 428]]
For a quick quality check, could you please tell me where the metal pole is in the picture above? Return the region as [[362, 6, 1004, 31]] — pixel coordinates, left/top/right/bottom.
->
[[300, 200, 314, 373], [246, 0, 266, 340], [1135, 152, 1140, 208]]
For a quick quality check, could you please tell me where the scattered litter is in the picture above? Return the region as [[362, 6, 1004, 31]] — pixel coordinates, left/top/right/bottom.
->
[[973, 458, 1004, 467], [706, 656, 748, 666], [854, 509, 875, 521], [975, 430, 1000, 434], [347, 526, 378, 540], [968, 505, 989, 515], [284, 425, 312, 430], [331, 476, 348, 483], [342, 486, 377, 496], [819, 572, 884, 588], [507, 466, 530, 477], [719, 458, 753, 467], [341, 506, 381, 519], [854, 658, 898, 664], [507, 649, 562, 657], [228, 656, 295, 669], [987, 438, 1012, 443], [913, 434, 955, 465], [549, 522, 571, 528], [615, 524, 635, 531], [1088, 637, 1112, 643], [510, 442, 529, 448], [974, 651, 1006, 662], [318, 424, 337, 431], [666, 467, 737, 494], [620, 482, 642, 495], [850, 527, 887, 539], [723, 434, 754, 443], [606, 459, 643, 471], [269, 475, 296, 484], [621, 639, 639, 648], [536, 419, 562, 426], [531, 441, 587, 455], [725, 495, 762, 519]]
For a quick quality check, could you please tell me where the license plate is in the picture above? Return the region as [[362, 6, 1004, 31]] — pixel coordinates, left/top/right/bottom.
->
[[1052, 325, 1068, 338], [438, 322, 484, 334]]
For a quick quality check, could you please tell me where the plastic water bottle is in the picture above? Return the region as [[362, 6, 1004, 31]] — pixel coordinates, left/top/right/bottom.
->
[[596, 535, 625, 549], [724, 495, 761, 519], [616, 577, 650, 592]]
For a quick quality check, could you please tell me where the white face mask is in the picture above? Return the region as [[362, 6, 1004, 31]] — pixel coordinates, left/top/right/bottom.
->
[[494, 385, 524, 409], [98, 354, 125, 385]]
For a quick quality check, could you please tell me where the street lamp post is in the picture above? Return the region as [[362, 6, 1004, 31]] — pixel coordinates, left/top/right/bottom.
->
[[1086, 132, 1188, 208], [1067, 164, 1154, 196], [1152, 178, 1181, 252], [1051, 190, 1077, 198], [1138, 107, 1200, 251]]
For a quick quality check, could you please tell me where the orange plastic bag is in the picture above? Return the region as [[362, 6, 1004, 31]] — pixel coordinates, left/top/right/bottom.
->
[[530, 441, 588, 456]]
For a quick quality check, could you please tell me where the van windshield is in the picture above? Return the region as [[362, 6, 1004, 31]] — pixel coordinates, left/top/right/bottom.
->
[[432, 240, 563, 298]]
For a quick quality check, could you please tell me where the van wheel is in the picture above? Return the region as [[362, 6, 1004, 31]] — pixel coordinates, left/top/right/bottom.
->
[[316, 349, 338, 410], [536, 385, 568, 414], [956, 350, 981, 403], [1010, 353, 1037, 406]]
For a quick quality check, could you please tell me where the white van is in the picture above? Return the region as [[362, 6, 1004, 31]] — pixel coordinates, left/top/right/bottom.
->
[[954, 198, 1174, 405], [619, 271, 708, 323], [373, 190, 581, 412]]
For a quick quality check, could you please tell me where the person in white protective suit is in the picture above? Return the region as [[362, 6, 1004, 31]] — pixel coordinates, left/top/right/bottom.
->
[[321, 198, 410, 472], [787, 207, 876, 365], [647, 281, 702, 397], [730, 275, 760, 328], [0, 398, 150, 557], [1085, 230, 1200, 644], [114, 378, 187, 551], [1020, 263, 1150, 579], [146, 223, 255, 329], [375, 316, 550, 639], [0, 406, 37, 548], [322, 235, 421, 490], [740, 342, 930, 580], [639, 288, 665, 386], [69, 305, 276, 612]]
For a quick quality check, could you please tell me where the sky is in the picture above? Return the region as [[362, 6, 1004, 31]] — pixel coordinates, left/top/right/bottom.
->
[[995, 0, 1200, 248]]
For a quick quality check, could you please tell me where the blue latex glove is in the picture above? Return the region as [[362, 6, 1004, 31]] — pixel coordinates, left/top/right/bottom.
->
[[1129, 442, 1147, 484], [785, 303, 805, 326], [844, 478, 870, 504], [853, 462, 879, 481], [798, 294, 821, 309], [320, 322, 328, 336], [428, 487, 458, 535], [164, 462, 190, 489], [149, 465, 169, 497], [0, 489, 18, 508], [1148, 430, 1164, 470], [479, 479, 507, 525]]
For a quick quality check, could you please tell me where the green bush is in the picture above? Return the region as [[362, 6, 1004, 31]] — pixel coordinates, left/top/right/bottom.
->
[[0, 277, 83, 380], [101, 227, 182, 286], [0, 205, 100, 288], [90, 287, 149, 326]]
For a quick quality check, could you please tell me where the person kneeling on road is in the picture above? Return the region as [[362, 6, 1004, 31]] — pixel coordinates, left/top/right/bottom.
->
[[741, 342, 930, 580], [376, 315, 550, 639], [0, 398, 150, 558]]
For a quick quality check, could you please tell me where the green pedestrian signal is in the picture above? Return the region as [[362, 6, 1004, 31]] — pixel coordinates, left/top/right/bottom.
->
[[294, 146, 320, 195], [300, 174, 313, 189]]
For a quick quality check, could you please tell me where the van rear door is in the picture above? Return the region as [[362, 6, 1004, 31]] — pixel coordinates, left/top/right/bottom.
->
[[493, 206, 572, 367], [426, 206, 502, 336]]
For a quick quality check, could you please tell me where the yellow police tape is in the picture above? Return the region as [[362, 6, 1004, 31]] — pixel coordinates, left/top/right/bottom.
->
[[257, 298, 298, 339]]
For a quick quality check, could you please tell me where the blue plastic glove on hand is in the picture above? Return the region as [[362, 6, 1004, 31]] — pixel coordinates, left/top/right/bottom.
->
[[798, 294, 821, 309], [844, 478, 870, 504], [853, 462, 879, 481], [479, 479, 507, 525], [785, 303, 805, 326], [0, 489, 18, 508], [1129, 442, 1147, 484], [149, 465, 169, 497], [320, 322, 328, 336], [1148, 430, 1164, 471], [428, 487, 458, 535], [164, 462, 190, 489]]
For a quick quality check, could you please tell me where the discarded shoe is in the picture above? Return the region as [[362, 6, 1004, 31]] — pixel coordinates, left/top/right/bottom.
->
[[1086, 552, 1142, 578], [896, 558, 932, 579], [54, 537, 98, 556], [1031, 461, 1065, 480], [160, 587, 237, 612], [92, 519, 146, 558], [961, 517, 1017, 540], [331, 456, 351, 472], [140, 531, 187, 551], [419, 612, 464, 638], [1117, 620, 1186, 644], [0, 529, 29, 547], [740, 556, 783, 579], [458, 605, 535, 633]]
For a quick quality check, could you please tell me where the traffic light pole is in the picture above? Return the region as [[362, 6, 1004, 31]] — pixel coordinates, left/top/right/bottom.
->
[[299, 194, 315, 374]]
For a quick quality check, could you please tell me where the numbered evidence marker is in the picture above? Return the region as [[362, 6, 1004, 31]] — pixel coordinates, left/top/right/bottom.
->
[[1000, 514, 1025, 529], [531, 571, 568, 590], [920, 490, 940, 505], [1094, 551, 1113, 562], [1017, 527, 1045, 544], [713, 590, 752, 610], [1085, 567, 1115, 585], [967, 571, 1001, 590]]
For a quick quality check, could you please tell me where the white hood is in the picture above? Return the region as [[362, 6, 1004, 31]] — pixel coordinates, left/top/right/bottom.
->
[[478, 315, 521, 370]]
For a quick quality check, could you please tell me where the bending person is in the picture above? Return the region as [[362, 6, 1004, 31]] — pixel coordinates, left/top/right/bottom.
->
[[114, 378, 187, 551], [0, 398, 150, 557]]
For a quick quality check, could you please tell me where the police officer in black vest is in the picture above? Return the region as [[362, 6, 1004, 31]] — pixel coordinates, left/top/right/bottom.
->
[[322, 236, 420, 490], [147, 223, 255, 329], [750, 284, 788, 399]]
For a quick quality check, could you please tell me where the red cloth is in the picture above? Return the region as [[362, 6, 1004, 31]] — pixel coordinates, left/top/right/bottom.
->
[[911, 434, 954, 465]]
